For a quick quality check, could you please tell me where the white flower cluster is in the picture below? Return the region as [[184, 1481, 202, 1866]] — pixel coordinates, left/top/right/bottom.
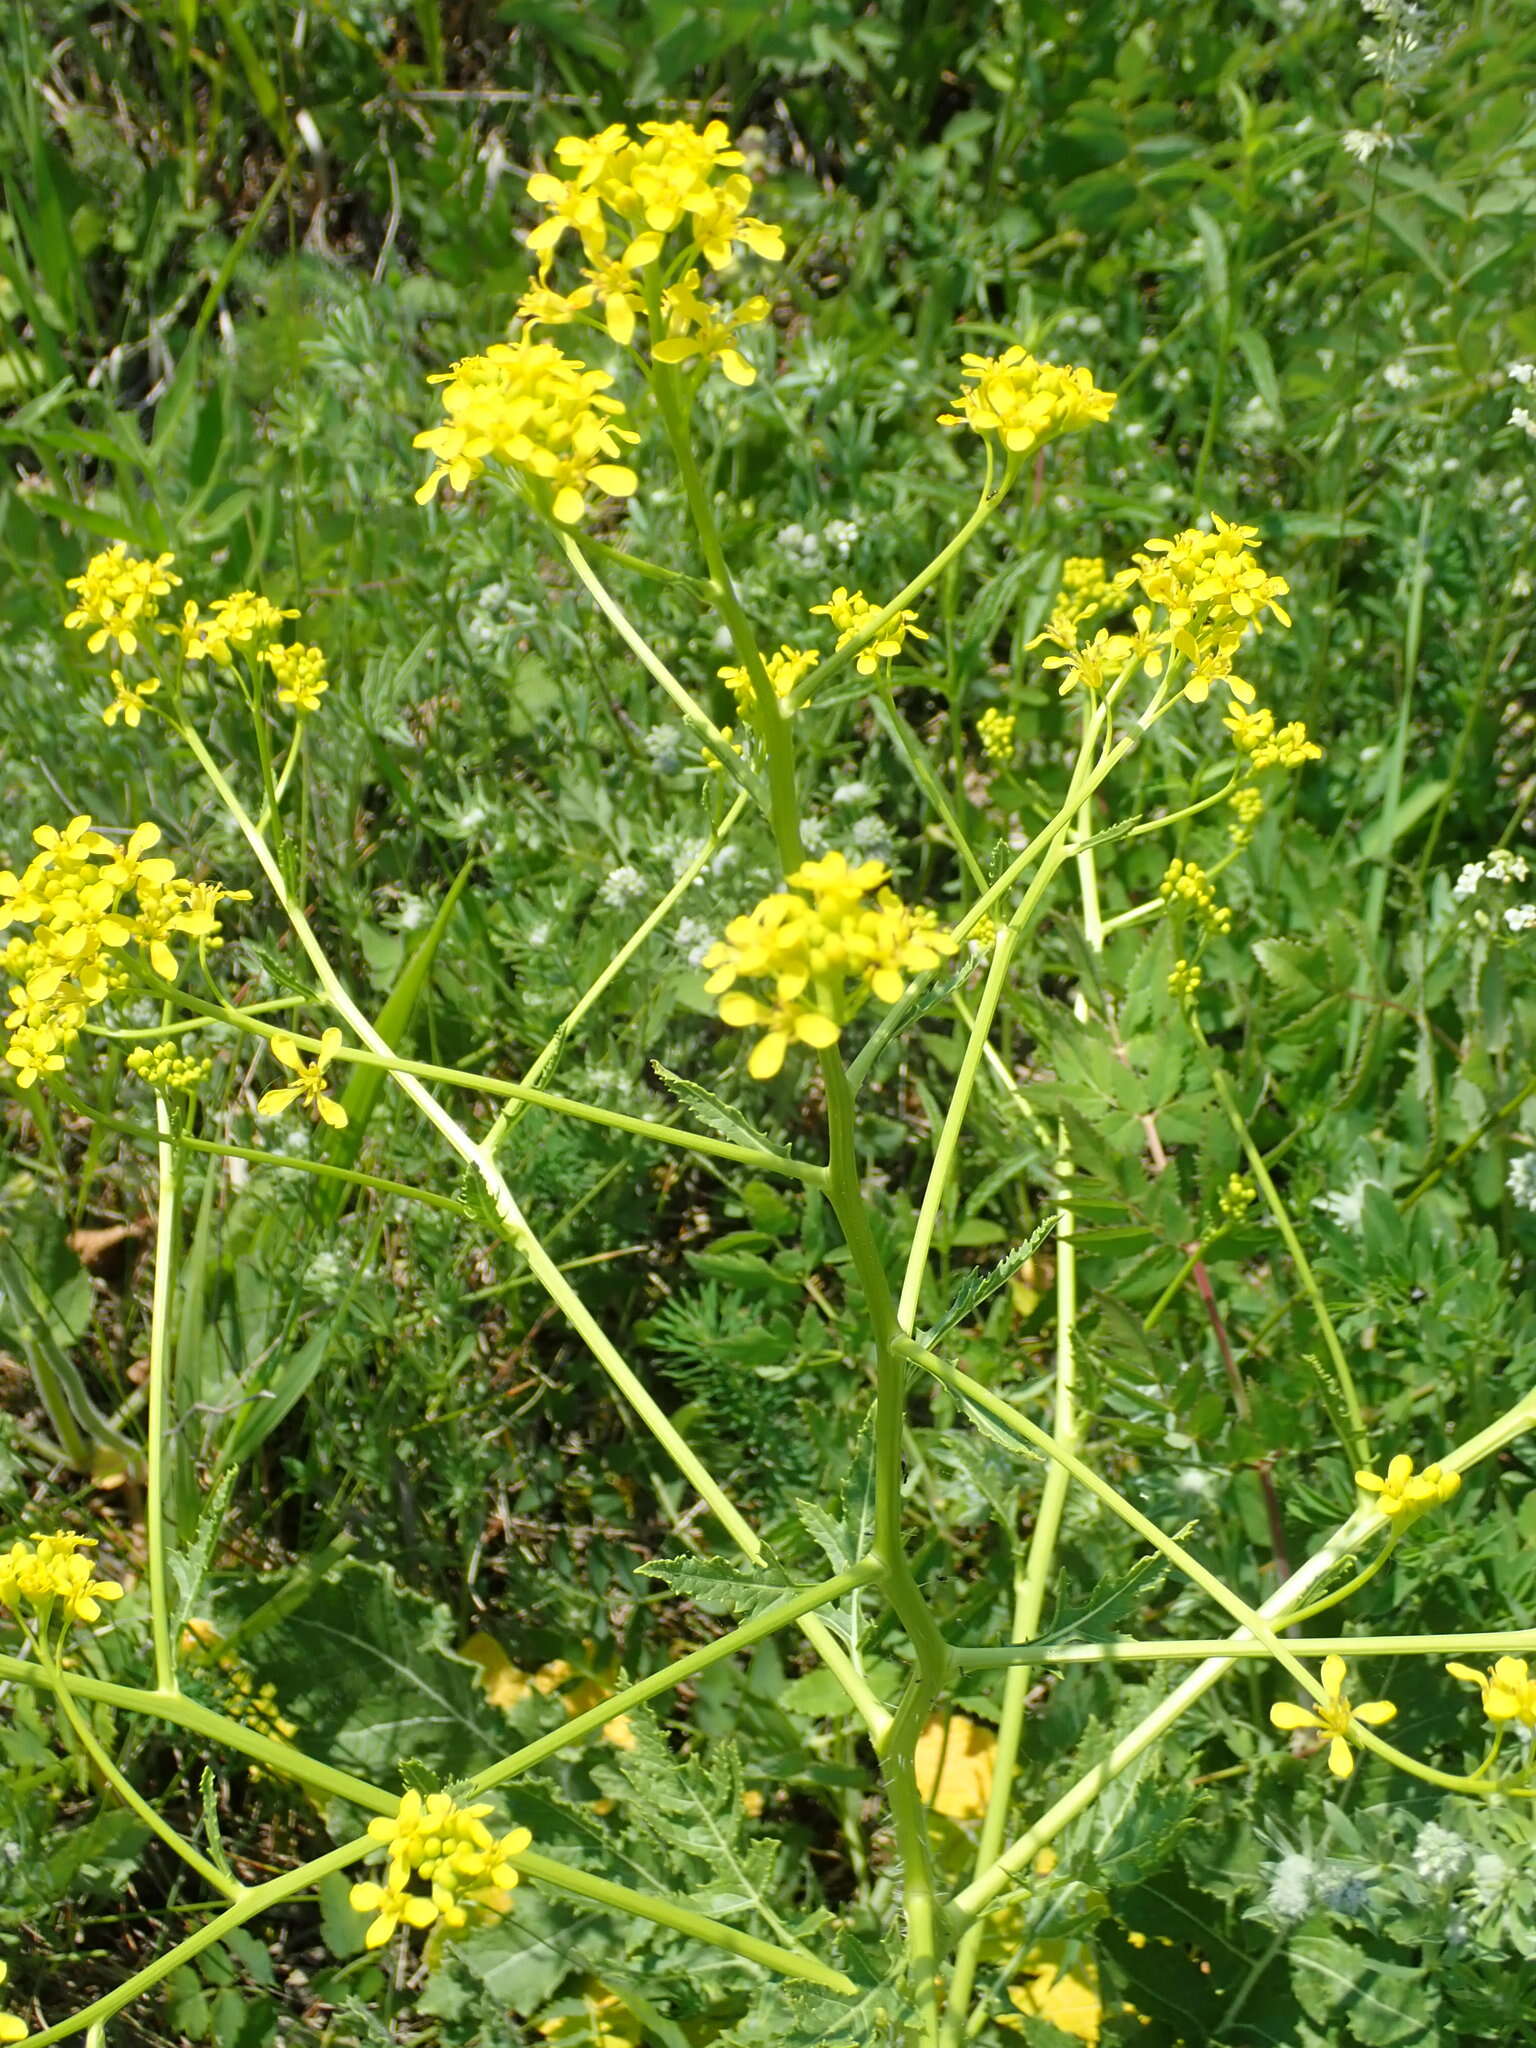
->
[[1509, 1155, 1536, 1214], [1412, 1822, 1471, 1889], [1341, 126, 1396, 163], [1453, 848, 1530, 900], [775, 518, 861, 567]]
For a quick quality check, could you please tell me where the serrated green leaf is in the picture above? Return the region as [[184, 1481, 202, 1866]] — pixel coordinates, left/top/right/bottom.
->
[[920, 1212, 1059, 1346], [636, 1553, 793, 1618], [650, 1061, 788, 1157], [1031, 1532, 1192, 1656]]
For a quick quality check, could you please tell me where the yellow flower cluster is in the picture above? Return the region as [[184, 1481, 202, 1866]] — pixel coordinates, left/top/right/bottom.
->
[[350, 1790, 531, 1949], [938, 348, 1117, 456], [704, 852, 958, 1079], [1159, 859, 1231, 936], [1446, 1656, 1536, 1731], [717, 644, 819, 718], [0, 1532, 123, 1629], [127, 1040, 212, 1092], [810, 588, 929, 676], [1228, 785, 1265, 845], [1167, 957, 1202, 1000], [264, 641, 328, 712], [0, 1960, 26, 2044], [1224, 705, 1324, 771], [172, 590, 299, 665], [518, 121, 782, 386], [1354, 1453, 1460, 1519], [1036, 554, 1119, 654], [414, 339, 639, 523], [1, 818, 244, 1092], [64, 544, 181, 656], [1271, 1656, 1396, 1778], [1218, 1173, 1256, 1220], [256, 1028, 349, 1129], [976, 707, 1016, 761], [1036, 623, 1135, 698]]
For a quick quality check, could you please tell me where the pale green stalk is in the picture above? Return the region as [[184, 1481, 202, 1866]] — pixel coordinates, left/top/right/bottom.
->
[[954, 1627, 1536, 1666], [147, 1096, 178, 1693], [484, 790, 751, 1159], [179, 727, 881, 1738], [943, 772, 1100, 2046]]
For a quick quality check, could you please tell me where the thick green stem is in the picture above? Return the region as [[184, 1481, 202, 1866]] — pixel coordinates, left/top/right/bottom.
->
[[953, 1626, 1536, 1666]]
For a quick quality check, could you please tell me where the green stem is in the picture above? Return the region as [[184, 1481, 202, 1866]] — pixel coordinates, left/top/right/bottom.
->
[[147, 1098, 179, 1693], [514, 1847, 855, 1993], [1198, 1046, 1369, 1469], [49, 1659, 240, 1901], [872, 687, 988, 894], [649, 358, 803, 869], [472, 1562, 880, 1794], [953, 1625, 1536, 1666], [485, 790, 750, 1159]]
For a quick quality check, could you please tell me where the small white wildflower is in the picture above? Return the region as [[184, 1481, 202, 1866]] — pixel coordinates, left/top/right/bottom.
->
[[1266, 1851, 1318, 1923], [799, 815, 830, 853], [822, 517, 860, 561], [1512, 569, 1533, 598], [1382, 359, 1416, 390], [850, 814, 895, 857], [1313, 1179, 1379, 1233], [1413, 1822, 1471, 1889], [1505, 904, 1536, 933], [599, 864, 647, 909], [1472, 1852, 1510, 1908], [712, 624, 736, 653], [1486, 849, 1530, 884], [673, 916, 714, 969], [830, 779, 875, 809], [1508, 1155, 1536, 1213], [1453, 861, 1486, 900], [396, 895, 432, 933], [1509, 362, 1536, 387], [643, 725, 684, 774], [1341, 126, 1396, 163], [1512, 407, 1536, 440]]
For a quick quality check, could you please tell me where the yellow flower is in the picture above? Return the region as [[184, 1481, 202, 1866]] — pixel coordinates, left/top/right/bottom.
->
[[1229, 785, 1265, 844], [264, 642, 329, 712], [0, 1959, 27, 2043], [1006, 1960, 1104, 2043], [914, 1712, 996, 1819], [1250, 719, 1323, 771], [577, 248, 652, 347], [716, 643, 818, 716], [809, 587, 929, 674], [256, 1029, 349, 1128], [0, 1531, 124, 1628], [1159, 858, 1230, 935], [706, 853, 957, 1079], [1218, 1173, 1255, 1219], [1035, 624, 1134, 697], [653, 269, 771, 385], [1355, 1453, 1460, 1519], [1445, 1657, 1536, 1731], [64, 545, 180, 656], [1270, 1654, 1397, 1777], [515, 276, 596, 328], [351, 1790, 531, 1947], [703, 725, 745, 771], [127, 1040, 212, 1091], [1224, 704, 1274, 754], [938, 347, 1117, 455], [413, 339, 639, 524], [977, 707, 1016, 761], [102, 669, 161, 729]]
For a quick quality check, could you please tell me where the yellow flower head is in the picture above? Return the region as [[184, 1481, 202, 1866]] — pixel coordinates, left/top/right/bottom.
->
[[256, 1028, 350, 1129], [263, 642, 329, 713], [1270, 1655, 1397, 1777], [1446, 1656, 1536, 1731], [1159, 858, 1230, 936], [1167, 957, 1202, 1000], [1251, 720, 1323, 772], [0, 1531, 124, 1629], [704, 852, 957, 1079], [1218, 1172, 1255, 1220], [976, 707, 1016, 762], [938, 347, 1117, 456], [413, 339, 639, 524], [64, 545, 180, 657], [102, 669, 161, 729], [1354, 1453, 1460, 1520], [717, 644, 819, 717], [1229, 785, 1265, 844], [809, 588, 929, 675], [1034, 623, 1135, 697], [127, 1040, 212, 1092], [350, 1790, 531, 1948]]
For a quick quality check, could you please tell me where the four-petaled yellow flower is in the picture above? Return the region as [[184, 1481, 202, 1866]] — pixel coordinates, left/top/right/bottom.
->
[[1355, 1453, 1461, 1519], [256, 1029, 350, 1128], [939, 347, 1117, 455], [1032, 622, 1134, 697], [102, 669, 161, 729], [350, 1790, 531, 1949], [0, 1531, 124, 1628], [0, 1959, 26, 2043], [1446, 1656, 1536, 1732], [810, 588, 929, 675], [717, 644, 818, 717], [1270, 1654, 1397, 1777], [653, 269, 771, 385]]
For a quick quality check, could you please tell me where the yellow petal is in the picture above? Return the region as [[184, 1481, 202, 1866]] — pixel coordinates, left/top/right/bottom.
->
[[256, 1085, 302, 1117], [1326, 1734, 1355, 1777], [1320, 1655, 1347, 1698], [1269, 1703, 1320, 1732], [1353, 1700, 1397, 1726], [316, 1095, 349, 1129], [747, 1031, 787, 1079]]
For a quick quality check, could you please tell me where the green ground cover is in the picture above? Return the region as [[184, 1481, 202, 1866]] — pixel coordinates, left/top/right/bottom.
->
[[2, 2, 1536, 2042]]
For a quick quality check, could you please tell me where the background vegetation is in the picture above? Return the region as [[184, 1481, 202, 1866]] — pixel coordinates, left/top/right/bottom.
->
[[2, 0, 1536, 2041]]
